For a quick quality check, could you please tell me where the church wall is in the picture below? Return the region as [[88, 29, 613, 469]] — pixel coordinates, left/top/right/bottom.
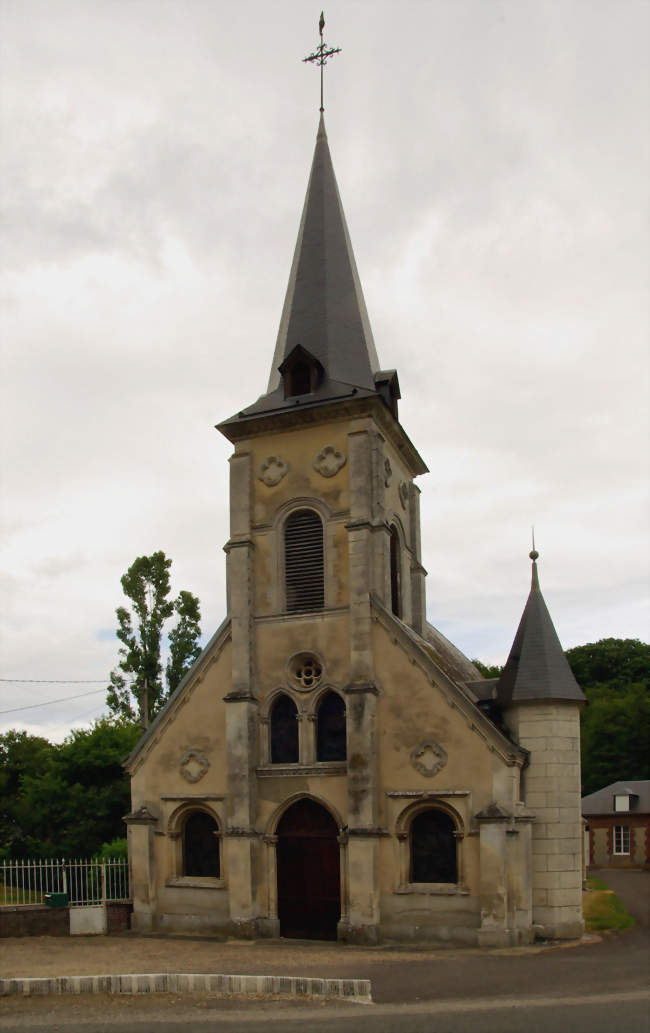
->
[[130, 640, 231, 803], [238, 420, 352, 616], [248, 420, 351, 523], [255, 613, 349, 702], [369, 620, 519, 939], [127, 640, 232, 933]]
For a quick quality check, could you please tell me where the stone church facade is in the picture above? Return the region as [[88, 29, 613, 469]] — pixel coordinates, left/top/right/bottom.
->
[[125, 115, 586, 946]]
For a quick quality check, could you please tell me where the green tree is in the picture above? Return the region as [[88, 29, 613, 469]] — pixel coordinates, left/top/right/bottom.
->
[[0, 730, 54, 858], [566, 638, 650, 795], [16, 720, 141, 858], [106, 551, 201, 724], [166, 590, 202, 695], [472, 659, 503, 679]]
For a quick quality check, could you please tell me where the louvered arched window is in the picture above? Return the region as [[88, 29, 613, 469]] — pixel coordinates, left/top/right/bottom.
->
[[284, 509, 324, 613]]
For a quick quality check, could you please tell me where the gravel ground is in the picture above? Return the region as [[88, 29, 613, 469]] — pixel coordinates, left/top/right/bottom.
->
[[0, 933, 499, 980]]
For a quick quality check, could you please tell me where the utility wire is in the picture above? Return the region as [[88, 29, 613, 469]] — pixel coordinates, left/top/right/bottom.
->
[[0, 678, 106, 684], [0, 688, 107, 715]]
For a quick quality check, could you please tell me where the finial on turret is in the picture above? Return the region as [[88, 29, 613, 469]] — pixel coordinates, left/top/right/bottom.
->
[[530, 526, 539, 562], [303, 11, 341, 113], [529, 527, 540, 588]]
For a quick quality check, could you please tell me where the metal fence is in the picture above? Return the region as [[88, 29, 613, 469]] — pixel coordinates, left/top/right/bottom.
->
[[0, 858, 129, 907]]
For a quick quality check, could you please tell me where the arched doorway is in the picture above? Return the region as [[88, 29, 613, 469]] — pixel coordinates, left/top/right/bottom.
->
[[276, 799, 340, 940]]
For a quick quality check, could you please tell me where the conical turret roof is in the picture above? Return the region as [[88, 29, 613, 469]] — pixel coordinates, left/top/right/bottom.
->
[[267, 114, 380, 393], [496, 553, 585, 705]]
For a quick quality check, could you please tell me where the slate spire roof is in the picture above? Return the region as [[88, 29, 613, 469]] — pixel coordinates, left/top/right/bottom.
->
[[267, 113, 380, 393], [219, 114, 398, 430], [496, 551, 585, 705]]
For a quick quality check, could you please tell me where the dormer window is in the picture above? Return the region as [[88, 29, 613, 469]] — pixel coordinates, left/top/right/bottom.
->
[[614, 794, 631, 812], [279, 344, 324, 399]]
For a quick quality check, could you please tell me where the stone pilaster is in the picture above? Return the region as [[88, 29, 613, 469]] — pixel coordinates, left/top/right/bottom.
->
[[344, 424, 381, 942], [347, 426, 375, 686], [124, 806, 158, 933], [224, 450, 254, 697], [408, 482, 426, 635], [506, 702, 584, 939], [223, 448, 259, 934]]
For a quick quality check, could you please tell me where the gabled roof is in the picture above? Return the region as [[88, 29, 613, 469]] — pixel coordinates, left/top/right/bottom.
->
[[582, 780, 650, 815], [496, 553, 585, 705]]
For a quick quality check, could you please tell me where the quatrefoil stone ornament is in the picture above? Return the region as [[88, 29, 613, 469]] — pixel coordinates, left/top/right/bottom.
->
[[384, 457, 393, 487], [410, 740, 448, 778], [258, 456, 289, 486], [313, 445, 346, 478], [399, 480, 409, 509], [179, 748, 210, 784]]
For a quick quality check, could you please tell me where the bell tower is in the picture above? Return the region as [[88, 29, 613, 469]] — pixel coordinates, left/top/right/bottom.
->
[[217, 113, 428, 939]]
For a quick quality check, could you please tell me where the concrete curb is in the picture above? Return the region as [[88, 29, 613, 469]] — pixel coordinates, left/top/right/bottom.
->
[[0, 972, 372, 1003]]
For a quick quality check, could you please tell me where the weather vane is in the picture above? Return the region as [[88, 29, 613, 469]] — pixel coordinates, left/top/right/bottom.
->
[[303, 12, 341, 113]]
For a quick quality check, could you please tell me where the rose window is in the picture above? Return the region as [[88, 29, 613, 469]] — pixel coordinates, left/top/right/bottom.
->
[[288, 653, 323, 691]]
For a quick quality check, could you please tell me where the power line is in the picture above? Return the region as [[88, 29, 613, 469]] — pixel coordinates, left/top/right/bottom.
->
[[0, 678, 106, 684], [0, 688, 107, 715]]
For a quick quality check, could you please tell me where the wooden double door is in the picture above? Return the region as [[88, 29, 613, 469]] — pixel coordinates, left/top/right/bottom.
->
[[276, 799, 341, 940]]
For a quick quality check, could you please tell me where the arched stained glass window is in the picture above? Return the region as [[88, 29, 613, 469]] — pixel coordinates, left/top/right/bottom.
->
[[183, 811, 220, 878], [316, 691, 346, 762], [270, 694, 299, 764], [410, 809, 457, 883]]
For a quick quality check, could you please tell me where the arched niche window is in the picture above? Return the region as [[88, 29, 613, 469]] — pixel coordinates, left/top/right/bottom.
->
[[410, 809, 457, 884], [389, 525, 401, 617], [183, 810, 220, 879], [270, 694, 299, 764], [284, 509, 324, 613], [316, 691, 346, 762]]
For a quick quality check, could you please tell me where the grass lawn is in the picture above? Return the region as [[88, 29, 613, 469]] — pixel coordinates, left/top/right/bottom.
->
[[0, 882, 43, 905], [583, 877, 635, 931]]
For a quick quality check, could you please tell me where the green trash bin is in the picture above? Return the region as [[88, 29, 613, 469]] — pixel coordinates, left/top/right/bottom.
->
[[44, 892, 68, 907]]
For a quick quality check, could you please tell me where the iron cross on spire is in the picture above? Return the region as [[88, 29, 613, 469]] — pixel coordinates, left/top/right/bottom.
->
[[303, 11, 341, 113]]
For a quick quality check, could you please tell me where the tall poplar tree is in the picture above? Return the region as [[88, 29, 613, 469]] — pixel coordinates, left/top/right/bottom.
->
[[106, 552, 201, 725]]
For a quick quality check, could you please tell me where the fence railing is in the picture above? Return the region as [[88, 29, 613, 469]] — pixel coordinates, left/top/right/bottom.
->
[[0, 858, 130, 907]]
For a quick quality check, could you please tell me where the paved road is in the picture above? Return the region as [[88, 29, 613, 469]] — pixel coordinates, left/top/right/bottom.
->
[[1, 991, 648, 1033], [591, 867, 650, 927]]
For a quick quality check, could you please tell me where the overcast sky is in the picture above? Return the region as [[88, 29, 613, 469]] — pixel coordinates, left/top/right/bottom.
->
[[1, 0, 648, 743]]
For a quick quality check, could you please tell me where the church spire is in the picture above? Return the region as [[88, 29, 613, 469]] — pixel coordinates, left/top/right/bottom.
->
[[266, 114, 380, 396], [496, 549, 585, 705]]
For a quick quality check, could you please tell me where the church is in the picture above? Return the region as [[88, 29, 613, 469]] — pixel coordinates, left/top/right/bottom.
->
[[124, 106, 586, 946]]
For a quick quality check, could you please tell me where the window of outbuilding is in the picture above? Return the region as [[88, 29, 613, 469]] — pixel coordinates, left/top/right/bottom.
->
[[410, 809, 457, 883], [270, 694, 299, 764], [613, 825, 630, 855], [183, 811, 220, 878], [316, 691, 346, 762], [284, 509, 324, 613]]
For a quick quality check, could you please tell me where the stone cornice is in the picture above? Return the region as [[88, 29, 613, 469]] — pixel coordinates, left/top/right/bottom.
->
[[218, 395, 428, 478], [256, 762, 347, 778]]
